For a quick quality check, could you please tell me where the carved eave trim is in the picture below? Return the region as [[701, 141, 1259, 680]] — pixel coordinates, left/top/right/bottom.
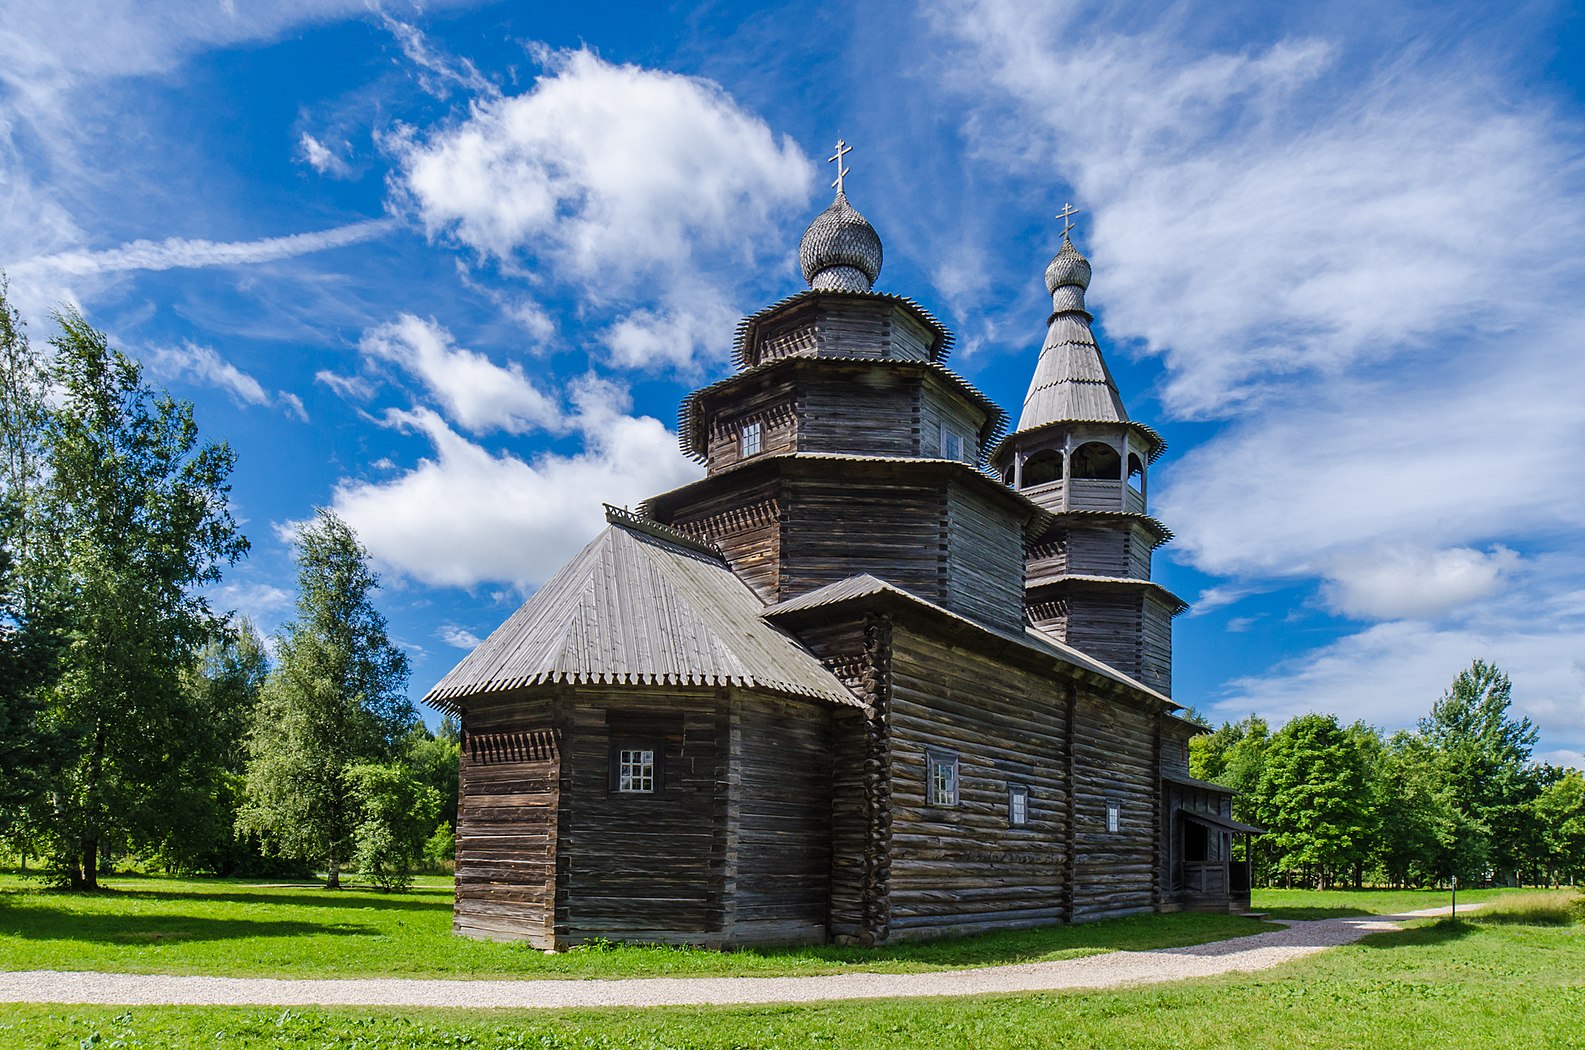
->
[[731, 288, 955, 369]]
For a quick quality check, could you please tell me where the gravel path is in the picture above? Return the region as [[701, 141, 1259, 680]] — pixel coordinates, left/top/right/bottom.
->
[[0, 907, 1459, 1009]]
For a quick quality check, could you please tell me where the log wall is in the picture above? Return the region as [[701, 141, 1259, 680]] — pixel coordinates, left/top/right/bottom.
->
[[883, 624, 1070, 938], [945, 481, 1027, 633], [454, 691, 560, 945], [669, 479, 783, 603], [1070, 691, 1161, 921]]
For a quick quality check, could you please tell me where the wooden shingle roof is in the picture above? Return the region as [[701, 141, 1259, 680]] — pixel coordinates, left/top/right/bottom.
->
[[424, 508, 859, 711]]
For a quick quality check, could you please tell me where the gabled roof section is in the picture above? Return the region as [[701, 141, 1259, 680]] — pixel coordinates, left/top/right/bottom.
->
[[1018, 312, 1128, 432], [732, 289, 954, 368], [763, 573, 1177, 709], [424, 507, 859, 711]]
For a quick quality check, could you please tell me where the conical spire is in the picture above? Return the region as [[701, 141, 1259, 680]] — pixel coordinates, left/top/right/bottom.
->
[[1016, 226, 1128, 432], [798, 138, 883, 292]]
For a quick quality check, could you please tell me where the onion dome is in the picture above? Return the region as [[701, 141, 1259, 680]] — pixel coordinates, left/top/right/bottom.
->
[[799, 191, 883, 292], [1044, 234, 1092, 315]]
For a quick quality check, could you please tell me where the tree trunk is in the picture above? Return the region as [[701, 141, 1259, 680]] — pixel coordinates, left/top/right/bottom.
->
[[81, 837, 99, 891], [326, 854, 340, 889]]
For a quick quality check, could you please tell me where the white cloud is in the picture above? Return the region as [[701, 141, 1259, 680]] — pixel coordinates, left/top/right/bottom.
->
[[601, 294, 740, 373], [147, 342, 268, 406], [1322, 546, 1520, 621], [299, 132, 352, 178], [359, 314, 564, 435], [315, 369, 375, 400], [438, 624, 483, 649], [380, 14, 495, 99], [389, 48, 812, 371], [7, 220, 395, 280], [279, 391, 309, 422], [331, 378, 702, 589], [1208, 618, 1585, 761]]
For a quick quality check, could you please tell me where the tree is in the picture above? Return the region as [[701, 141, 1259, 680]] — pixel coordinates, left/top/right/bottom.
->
[[0, 508, 58, 838], [1418, 659, 1539, 882], [151, 620, 270, 874], [28, 309, 248, 888], [348, 761, 442, 892], [1375, 732, 1487, 887], [1534, 769, 1585, 886], [1258, 714, 1378, 888], [237, 510, 413, 888]]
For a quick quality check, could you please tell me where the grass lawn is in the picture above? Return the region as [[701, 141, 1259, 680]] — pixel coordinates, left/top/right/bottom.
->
[[3, 894, 1581, 1049], [1250, 885, 1516, 920], [0, 873, 1272, 979]]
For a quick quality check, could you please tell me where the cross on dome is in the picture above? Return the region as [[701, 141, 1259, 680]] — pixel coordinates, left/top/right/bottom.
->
[[1055, 202, 1081, 241], [828, 138, 852, 194]]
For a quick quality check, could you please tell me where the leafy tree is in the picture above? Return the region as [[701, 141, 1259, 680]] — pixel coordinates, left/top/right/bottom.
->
[[1534, 769, 1585, 886], [1418, 659, 1539, 882], [401, 720, 460, 842], [238, 510, 413, 888], [28, 310, 248, 888], [1258, 714, 1378, 888], [1375, 732, 1487, 887], [152, 620, 270, 874], [348, 761, 442, 892]]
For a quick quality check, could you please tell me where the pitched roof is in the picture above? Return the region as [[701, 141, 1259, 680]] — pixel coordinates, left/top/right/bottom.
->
[[762, 573, 1177, 709], [1017, 312, 1129, 432], [424, 509, 859, 710]]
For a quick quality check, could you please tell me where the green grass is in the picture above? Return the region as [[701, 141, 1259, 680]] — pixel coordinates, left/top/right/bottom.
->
[[0, 874, 1270, 979], [1249, 885, 1522, 920], [4, 901, 1583, 1048]]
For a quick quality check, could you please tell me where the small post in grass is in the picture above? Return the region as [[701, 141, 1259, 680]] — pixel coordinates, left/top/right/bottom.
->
[[1451, 874, 1458, 920]]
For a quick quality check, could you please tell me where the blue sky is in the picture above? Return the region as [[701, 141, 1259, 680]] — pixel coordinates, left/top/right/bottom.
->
[[3, 0, 1583, 765]]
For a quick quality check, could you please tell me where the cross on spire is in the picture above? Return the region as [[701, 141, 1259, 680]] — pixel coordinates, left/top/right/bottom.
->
[[828, 138, 852, 195], [1055, 202, 1081, 241]]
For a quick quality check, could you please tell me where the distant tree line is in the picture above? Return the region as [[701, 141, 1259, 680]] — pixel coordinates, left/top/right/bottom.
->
[[0, 279, 457, 891], [1192, 659, 1585, 889]]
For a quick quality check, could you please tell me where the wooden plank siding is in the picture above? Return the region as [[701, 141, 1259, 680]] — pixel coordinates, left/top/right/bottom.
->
[[797, 374, 919, 458], [882, 624, 1071, 938], [1070, 691, 1161, 921], [945, 480, 1027, 633], [668, 479, 783, 603], [454, 691, 559, 945]]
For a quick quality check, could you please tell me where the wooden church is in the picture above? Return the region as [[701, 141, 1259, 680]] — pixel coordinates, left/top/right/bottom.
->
[[426, 155, 1258, 948]]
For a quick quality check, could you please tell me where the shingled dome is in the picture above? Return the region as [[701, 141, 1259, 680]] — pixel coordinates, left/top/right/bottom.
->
[[799, 191, 883, 292], [1044, 235, 1092, 295]]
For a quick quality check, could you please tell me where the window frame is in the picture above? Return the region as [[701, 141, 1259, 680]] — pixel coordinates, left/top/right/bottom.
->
[[927, 750, 960, 807], [1008, 783, 1030, 827], [1105, 798, 1122, 833], [609, 741, 663, 795], [739, 420, 762, 458]]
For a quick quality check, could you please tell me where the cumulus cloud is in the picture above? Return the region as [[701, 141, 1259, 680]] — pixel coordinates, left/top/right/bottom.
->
[[359, 314, 564, 435], [389, 48, 813, 370], [331, 378, 702, 590], [438, 624, 483, 649], [935, 1, 1585, 622], [1208, 617, 1585, 760]]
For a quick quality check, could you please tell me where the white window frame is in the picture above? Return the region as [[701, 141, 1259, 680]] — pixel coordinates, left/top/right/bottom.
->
[[740, 420, 762, 458], [1008, 784, 1029, 827], [1106, 799, 1121, 833], [927, 751, 959, 807], [939, 429, 966, 462], [617, 748, 656, 793]]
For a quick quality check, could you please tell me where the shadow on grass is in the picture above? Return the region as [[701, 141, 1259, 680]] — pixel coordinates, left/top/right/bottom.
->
[[107, 887, 453, 913], [1357, 918, 1476, 950], [0, 908, 378, 946]]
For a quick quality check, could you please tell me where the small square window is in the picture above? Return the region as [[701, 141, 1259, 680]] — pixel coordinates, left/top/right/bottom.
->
[[1008, 784, 1029, 827], [617, 748, 655, 793], [939, 429, 965, 462], [740, 421, 762, 457], [928, 751, 959, 807], [1106, 800, 1121, 833]]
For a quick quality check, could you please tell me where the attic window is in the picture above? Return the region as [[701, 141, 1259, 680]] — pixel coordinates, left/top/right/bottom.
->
[[1008, 784, 1029, 827], [939, 430, 966, 462], [740, 421, 762, 457], [928, 751, 959, 807]]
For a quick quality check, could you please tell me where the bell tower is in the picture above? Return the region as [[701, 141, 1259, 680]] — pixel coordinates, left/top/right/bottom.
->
[[989, 210, 1186, 694]]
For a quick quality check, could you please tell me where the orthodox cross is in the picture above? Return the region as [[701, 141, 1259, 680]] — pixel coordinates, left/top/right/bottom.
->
[[829, 138, 852, 194], [1055, 202, 1081, 240]]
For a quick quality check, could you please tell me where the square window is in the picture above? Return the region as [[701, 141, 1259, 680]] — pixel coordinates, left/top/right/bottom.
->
[[939, 429, 964, 462], [740, 421, 762, 457], [928, 751, 959, 807], [617, 748, 655, 793], [1008, 784, 1029, 827], [1106, 800, 1121, 833]]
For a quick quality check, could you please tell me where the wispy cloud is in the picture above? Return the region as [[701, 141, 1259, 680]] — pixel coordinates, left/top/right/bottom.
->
[[298, 132, 354, 178], [145, 341, 311, 421], [438, 624, 483, 649], [8, 219, 396, 279]]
